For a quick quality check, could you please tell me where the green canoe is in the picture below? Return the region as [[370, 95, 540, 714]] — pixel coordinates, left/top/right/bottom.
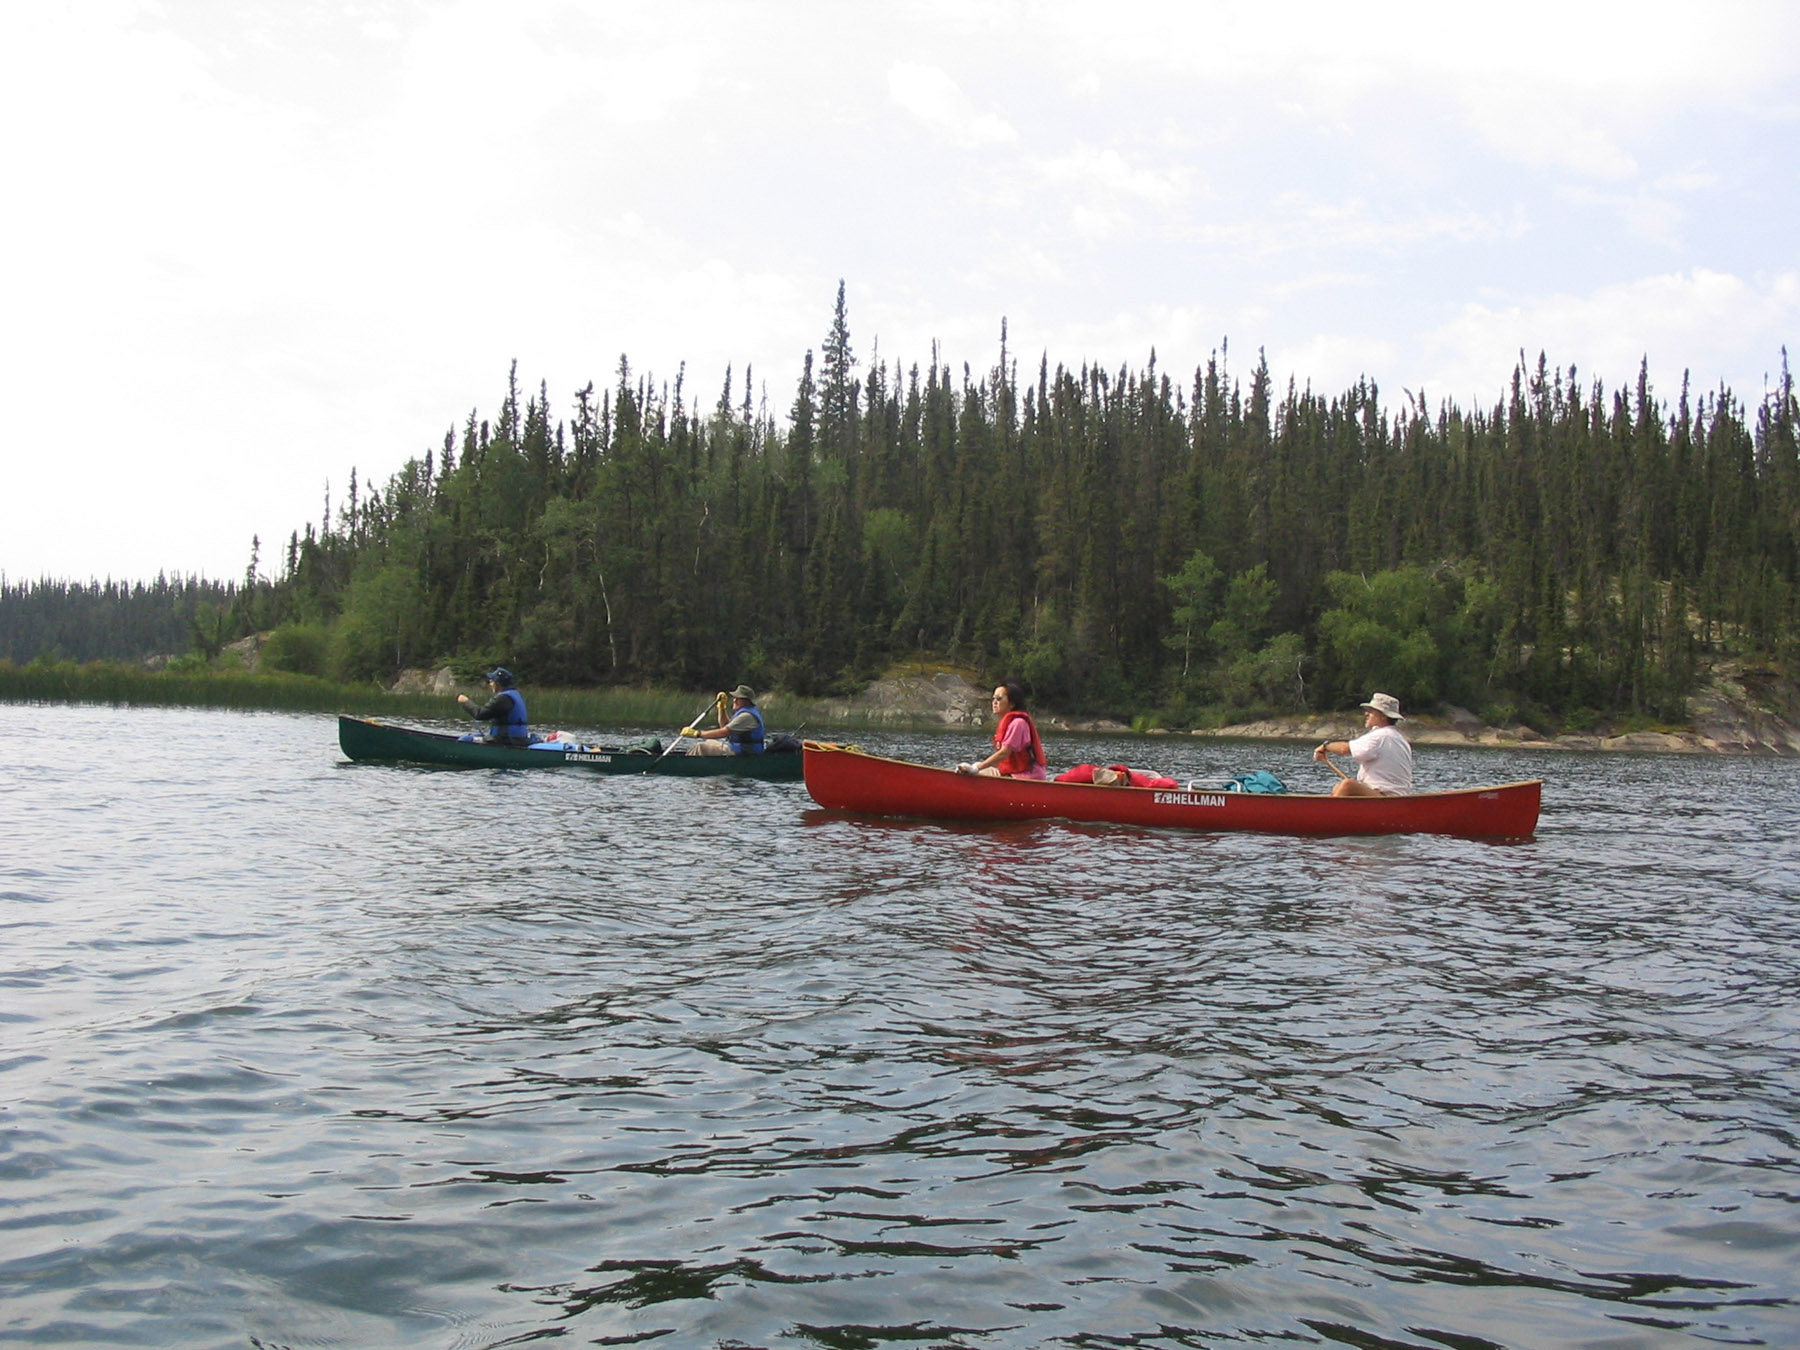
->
[[337, 715, 804, 779]]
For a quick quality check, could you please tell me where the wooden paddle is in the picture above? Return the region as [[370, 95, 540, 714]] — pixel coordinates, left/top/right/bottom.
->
[[1316, 741, 1352, 781]]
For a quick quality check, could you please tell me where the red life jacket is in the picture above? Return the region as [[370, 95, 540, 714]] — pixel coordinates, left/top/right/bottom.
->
[[1053, 762, 1179, 788], [993, 710, 1046, 776]]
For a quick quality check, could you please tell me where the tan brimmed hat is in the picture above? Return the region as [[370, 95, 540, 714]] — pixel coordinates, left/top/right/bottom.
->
[[1359, 692, 1404, 720], [730, 684, 756, 701]]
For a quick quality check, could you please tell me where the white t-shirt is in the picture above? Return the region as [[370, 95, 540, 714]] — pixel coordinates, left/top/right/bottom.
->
[[1349, 723, 1413, 794]]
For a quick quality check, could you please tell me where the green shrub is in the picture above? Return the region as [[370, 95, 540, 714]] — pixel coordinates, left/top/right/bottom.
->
[[261, 623, 330, 677]]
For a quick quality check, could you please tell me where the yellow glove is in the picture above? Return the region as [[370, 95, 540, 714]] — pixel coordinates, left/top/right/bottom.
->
[[680, 726, 700, 737], [716, 691, 730, 716]]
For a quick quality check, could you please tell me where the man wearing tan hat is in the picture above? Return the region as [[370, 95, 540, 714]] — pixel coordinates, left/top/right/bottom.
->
[[1314, 692, 1413, 797], [684, 684, 767, 756]]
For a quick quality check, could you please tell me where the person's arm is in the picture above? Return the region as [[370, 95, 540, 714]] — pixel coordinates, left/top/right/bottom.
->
[[959, 745, 1005, 773], [960, 719, 1022, 773], [683, 693, 729, 739], [706, 695, 738, 738], [699, 709, 755, 741], [459, 692, 509, 720]]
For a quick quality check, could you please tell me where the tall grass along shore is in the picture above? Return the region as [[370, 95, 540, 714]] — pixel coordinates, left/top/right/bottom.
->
[[0, 659, 883, 732]]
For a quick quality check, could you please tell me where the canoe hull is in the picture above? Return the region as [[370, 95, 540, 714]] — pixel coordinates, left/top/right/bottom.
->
[[802, 742, 1540, 838], [338, 716, 803, 779]]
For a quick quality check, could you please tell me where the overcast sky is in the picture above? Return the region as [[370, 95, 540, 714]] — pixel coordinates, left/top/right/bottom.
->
[[4, 0, 1795, 584]]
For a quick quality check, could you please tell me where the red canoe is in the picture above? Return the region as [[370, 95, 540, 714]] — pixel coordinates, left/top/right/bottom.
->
[[802, 742, 1541, 838]]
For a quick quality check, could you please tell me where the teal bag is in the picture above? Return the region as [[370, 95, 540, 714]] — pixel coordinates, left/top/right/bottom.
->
[[1186, 770, 1288, 794]]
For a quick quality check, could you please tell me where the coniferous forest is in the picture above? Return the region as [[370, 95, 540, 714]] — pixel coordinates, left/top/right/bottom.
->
[[7, 285, 1798, 728], [0, 575, 241, 667]]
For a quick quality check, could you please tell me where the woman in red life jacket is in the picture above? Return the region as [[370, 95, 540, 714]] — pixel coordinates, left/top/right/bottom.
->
[[956, 681, 1049, 779]]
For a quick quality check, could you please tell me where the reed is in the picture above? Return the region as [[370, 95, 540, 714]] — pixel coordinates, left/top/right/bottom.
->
[[0, 659, 405, 713], [0, 660, 905, 731]]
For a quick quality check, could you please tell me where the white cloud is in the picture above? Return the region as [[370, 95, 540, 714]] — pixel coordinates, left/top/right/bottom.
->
[[887, 61, 1017, 148], [1455, 87, 1640, 181], [1273, 332, 1400, 398], [1190, 197, 1526, 260], [1032, 146, 1185, 202], [389, 1, 705, 139], [1021, 0, 1800, 181], [1270, 272, 1375, 300], [1027, 145, 1190, 239], [1560, 170, 1721, 251], [1424, 269, 1800, 407]]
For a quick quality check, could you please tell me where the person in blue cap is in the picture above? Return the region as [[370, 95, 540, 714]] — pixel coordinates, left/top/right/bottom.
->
[[456, 667, 530, 745]]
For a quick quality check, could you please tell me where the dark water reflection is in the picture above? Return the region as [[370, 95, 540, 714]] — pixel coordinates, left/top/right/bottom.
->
[[3, 706, 1798, 1347]]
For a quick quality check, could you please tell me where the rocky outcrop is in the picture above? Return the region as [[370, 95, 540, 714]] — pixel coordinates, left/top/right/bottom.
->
[[223, 634, 263, 671], [842, 663, 1800, 755], [1194, 666, 1800, 756], [389, 666, 466, 696], [1686, 662, 1800, 755], [830, 671, 1138, 732], [821, 671, 992, 725]]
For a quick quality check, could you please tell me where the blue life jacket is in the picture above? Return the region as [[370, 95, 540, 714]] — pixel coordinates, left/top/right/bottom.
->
[[727, 704, 766, 755], [489, 689, 529, 744]]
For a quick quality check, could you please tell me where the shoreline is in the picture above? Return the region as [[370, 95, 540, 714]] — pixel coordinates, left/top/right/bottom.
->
[[12, 657, 1793, 756], [833, 670, 1800, 757], [1166, 717, 1781, 756]]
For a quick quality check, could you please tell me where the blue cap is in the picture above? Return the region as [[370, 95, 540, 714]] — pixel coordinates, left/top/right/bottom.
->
[[485, 667, 515, 687]]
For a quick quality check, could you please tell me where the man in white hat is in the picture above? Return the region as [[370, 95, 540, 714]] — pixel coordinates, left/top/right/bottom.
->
[[1314, 692, 1413, 797]]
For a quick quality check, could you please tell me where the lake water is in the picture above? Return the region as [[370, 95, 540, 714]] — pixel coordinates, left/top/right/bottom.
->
[[4, 704, 1799, 1348]]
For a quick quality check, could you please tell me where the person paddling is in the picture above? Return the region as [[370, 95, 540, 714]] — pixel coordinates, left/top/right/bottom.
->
[[957, 681, 1048, 779], [456, 667, 530, 745], [1314, 691, 1412, 796], [684, 684, 767, 756]]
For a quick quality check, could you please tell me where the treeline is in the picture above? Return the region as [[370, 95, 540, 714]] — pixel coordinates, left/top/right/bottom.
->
[[12, 286, 1799, 727], [0, 575, 242, 665]]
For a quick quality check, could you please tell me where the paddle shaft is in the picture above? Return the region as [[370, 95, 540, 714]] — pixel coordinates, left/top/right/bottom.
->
[[657, 697, 721, 761], [1316, 741, 1353, 781]]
